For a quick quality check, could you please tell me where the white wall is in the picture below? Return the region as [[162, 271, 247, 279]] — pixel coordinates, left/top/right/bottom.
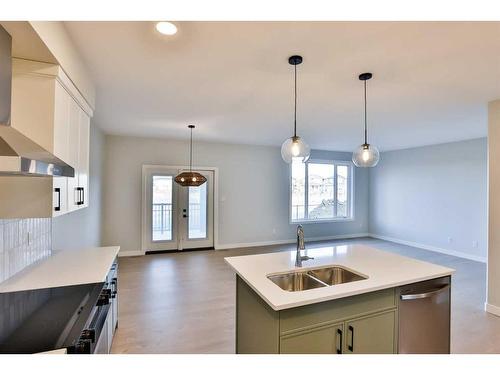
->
[[102, 135, 369, 253], [52, 124, 104, 250], [369, 138, 487, 262], [487, 100, 500, 315]]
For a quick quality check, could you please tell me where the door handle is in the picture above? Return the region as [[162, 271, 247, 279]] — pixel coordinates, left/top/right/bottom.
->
[[348, 325, 354, 352], [54, 188, 61, 211], [400, 285, 450, 300], [336, 328, 343, 354]]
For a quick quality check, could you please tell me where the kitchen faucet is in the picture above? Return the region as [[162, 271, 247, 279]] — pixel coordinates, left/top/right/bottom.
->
[[295, 225, 314, 267]]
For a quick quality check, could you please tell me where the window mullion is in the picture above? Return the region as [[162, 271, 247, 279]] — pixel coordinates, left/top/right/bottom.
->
[[304, 162, 309, 220], [333, 164, 337, 218]]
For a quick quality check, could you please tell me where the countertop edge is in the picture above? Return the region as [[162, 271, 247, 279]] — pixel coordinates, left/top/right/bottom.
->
[[229, 265, 454, 311]]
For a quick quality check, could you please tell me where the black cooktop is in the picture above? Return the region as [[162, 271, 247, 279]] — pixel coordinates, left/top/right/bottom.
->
[[0, 282, 103, 354]]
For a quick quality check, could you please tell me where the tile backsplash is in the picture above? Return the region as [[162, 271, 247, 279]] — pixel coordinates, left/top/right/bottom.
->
[[0, 219, 52, 283]]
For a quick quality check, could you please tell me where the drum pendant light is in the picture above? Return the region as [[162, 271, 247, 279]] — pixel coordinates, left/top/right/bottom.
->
[[281, 55, 311, 164], [352, 73, 380, 167], [174, 125, 207, 187]]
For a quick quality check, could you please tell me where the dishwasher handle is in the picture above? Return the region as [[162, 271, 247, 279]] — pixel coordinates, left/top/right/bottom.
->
[[400, 284, 449, 300]]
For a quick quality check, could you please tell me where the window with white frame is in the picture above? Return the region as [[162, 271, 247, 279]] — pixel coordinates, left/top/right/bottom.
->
[[290, 159, 353, 222]]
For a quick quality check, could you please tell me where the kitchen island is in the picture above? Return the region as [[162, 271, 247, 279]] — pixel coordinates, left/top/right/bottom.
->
[[225, 244, 454, 354]]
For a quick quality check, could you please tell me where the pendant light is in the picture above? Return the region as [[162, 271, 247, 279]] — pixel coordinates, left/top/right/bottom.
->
[[281, 55, 311, 164], [352, 72, 380, 167], [174, 125, 207, 187]]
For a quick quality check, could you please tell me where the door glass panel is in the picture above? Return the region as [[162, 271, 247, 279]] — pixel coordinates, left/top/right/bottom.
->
[[152, 175, 173, 241], [337, 165, 348, 217], [188, 182, 207, 239], [307, 163, 334, 219]]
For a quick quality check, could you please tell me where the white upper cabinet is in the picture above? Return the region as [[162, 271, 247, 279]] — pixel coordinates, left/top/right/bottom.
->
[[78, 110, 90, 208], [67, 99, 90, 212], [0, 58, 93, 218]]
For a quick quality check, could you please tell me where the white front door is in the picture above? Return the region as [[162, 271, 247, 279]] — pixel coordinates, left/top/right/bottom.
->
[[142, 166, 214, 252]]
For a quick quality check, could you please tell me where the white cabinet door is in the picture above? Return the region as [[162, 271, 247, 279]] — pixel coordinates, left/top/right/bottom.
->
[[78, 110, 90, 208], [94, 323, 108, 354], [106, 308, 114, 353], [53, 81, 71, 164], [67, 99, 81, 212], [52, 177, 68, 216]]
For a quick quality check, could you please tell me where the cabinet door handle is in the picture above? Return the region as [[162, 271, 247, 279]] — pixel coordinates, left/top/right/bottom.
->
[[111, 278, 117, 298], [75, 187, 80, 205], [76, 187, 84, 205], [348, 325, 354, 352], [54, 188, 61, 211], [81, 187, 85, 205], [336, 328, 343, 354], [400, 284, 449, 300]]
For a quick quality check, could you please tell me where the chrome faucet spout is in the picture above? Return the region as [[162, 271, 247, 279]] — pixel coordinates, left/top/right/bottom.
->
[[297, 225, 305, 250], [295, 225, 313, 267]]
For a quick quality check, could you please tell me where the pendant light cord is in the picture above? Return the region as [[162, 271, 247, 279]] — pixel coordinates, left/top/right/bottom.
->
[[294, 64, 297, 138], [189, 126, 193, 172], [364, 80, 368, 145]]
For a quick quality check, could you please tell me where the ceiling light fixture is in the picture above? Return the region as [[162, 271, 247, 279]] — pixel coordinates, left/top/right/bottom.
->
[[352, 73, 380, 168], [281, 55, 311, 164], [174, 125, 207, 187], [155, 21, 178, 35]]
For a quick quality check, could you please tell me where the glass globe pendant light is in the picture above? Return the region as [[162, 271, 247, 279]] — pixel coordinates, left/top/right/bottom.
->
[[281, 55, 311, 164], [174, 125, 207, 187], [352, 73, 380, 167]]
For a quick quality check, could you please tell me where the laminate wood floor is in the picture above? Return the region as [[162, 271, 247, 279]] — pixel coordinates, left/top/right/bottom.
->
[[110, 238, 500, 354]]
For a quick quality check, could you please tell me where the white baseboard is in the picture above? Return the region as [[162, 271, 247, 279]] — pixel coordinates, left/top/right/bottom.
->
[[118, 250, 145, 257], [368, 233, 487, 263], [485, 303, 500, 316], [215, 233, 370, 250]]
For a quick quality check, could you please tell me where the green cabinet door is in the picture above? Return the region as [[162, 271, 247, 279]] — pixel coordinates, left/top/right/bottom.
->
[[344, 310, 396, 354], [280, 324, 344, 354]]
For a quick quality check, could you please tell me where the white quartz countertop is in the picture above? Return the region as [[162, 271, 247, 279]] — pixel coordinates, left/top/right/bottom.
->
[[0, 246, 120, 293], [224, 244, 455, 311]]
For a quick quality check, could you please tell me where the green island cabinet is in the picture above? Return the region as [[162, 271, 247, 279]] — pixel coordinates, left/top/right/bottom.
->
[[236, 276, 398, 354]]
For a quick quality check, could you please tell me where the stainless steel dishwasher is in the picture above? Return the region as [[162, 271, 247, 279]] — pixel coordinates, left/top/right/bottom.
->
[[397, 276, 451, 354]]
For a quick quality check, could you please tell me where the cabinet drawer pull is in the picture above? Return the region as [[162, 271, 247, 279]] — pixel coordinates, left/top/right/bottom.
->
[[348, 325, 354, 352], [54, 188, 61, 211], [336, 328, 342, 354]]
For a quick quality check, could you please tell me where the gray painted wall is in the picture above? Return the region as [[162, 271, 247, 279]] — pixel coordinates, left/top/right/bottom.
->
[[52, 124, 104, 250], [369, 137, 487, 261], [102, 135, 369, 253]]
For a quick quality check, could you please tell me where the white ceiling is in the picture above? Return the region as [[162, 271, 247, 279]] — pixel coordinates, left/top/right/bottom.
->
[[65, 22, 500, 152]]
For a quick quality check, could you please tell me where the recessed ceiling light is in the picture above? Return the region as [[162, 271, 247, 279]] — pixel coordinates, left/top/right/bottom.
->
[[155, 21, 177, 36]]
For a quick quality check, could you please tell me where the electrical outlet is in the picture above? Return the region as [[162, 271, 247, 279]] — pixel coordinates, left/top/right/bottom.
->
[[272, 228, 276, 234], [472, 240, 478, 248], [447, 237, 453, 244]]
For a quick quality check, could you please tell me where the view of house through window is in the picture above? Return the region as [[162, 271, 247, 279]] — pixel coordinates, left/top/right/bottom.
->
[[291, 159, 352, 222]]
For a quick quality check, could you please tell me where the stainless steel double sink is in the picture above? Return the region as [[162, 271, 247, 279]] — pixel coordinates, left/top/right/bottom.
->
[[268, 265, 367, 292]]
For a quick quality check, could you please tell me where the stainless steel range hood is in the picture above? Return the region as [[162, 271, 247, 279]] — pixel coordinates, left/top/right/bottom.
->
[[0, 26, 74, 177]]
